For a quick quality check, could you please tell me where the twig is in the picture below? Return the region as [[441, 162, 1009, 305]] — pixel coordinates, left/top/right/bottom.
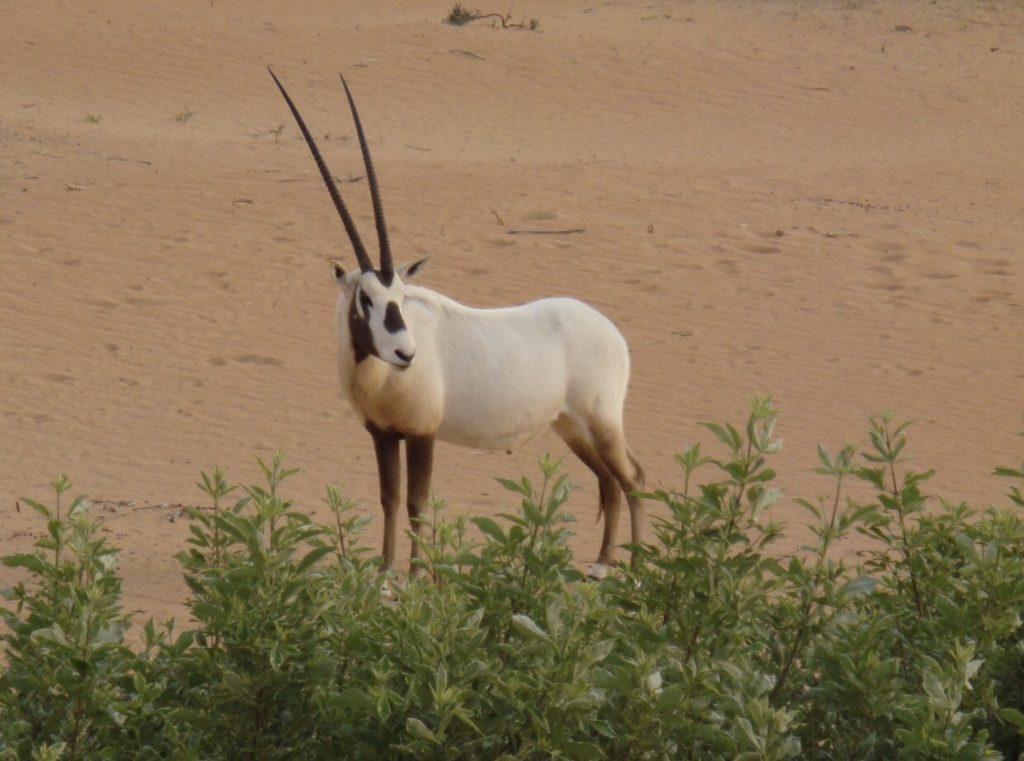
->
[[450, 49, 485, 60], [108, 156, 153, 166], [507, 228, 585, 235]]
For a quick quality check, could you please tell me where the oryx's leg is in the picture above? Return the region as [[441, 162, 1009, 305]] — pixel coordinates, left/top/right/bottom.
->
[[591, 422, 645, 564], [369, 426, 402, 571], [405, 435, 435, 576], [553, 415, 623, 567]]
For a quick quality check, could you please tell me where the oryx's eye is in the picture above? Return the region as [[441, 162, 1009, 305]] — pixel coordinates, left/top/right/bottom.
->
[[359, 291, 373, 313]]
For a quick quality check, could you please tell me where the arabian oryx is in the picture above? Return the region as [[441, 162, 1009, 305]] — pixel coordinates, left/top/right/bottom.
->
[[269, 69, 644, 576]]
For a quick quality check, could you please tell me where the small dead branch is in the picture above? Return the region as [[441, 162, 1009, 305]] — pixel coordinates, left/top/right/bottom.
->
[[450, 49, 485, 60], [108, 155, 153, 166], [507, 228, 585, 235], [276, 173, 363, 184], [250, 123, 287, 141], [445, 4, 540, 30]]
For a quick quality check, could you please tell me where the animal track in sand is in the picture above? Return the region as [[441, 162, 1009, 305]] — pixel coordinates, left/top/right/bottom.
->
[[974, 258, 1013, 277], [716, 257, 741, 274], [85, 298, 119, 310], [522, 210, 558, 222], [742, 244, 781, 254], [233, 354, 284, 366], [126, 296, 165, 307]]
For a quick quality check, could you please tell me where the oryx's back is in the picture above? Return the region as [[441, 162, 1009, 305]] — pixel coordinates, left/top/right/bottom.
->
[[427, 295, 631, 452]]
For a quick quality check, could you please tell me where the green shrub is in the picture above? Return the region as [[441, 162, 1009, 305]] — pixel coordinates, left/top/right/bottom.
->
[[3, 400, 1024, 759]]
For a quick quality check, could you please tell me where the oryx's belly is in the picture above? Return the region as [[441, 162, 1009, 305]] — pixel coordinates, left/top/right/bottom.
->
[[435, 414, 553, 452], [435, 389, 563, 452], [434, 350, 569, 451]]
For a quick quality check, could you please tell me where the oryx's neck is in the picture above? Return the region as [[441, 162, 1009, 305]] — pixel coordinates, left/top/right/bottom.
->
[[336, 287, 445, 436]]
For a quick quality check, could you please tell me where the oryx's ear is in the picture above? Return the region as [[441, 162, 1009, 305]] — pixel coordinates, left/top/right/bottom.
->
[[396, 257, 429, 282], [330, 259, 347, 286]]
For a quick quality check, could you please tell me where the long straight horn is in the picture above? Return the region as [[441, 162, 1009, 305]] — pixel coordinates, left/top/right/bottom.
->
[[339, 75, 393, 277], [268, 67, 374, 273]]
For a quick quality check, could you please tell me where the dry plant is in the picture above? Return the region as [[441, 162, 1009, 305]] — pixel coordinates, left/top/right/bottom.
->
[[445, 3, 539, 30]]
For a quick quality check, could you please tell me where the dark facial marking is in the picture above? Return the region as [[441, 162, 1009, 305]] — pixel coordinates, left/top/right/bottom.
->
[[384, 301, 406, 334], [348, 294, 376, 363], [358, 289, 373, 316]]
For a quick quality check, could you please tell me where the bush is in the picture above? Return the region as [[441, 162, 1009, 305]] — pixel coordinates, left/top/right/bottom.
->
[[3, 400, 1024, 759]]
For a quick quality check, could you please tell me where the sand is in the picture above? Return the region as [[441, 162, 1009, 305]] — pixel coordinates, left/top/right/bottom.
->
[[2, 0, 1022, 628]]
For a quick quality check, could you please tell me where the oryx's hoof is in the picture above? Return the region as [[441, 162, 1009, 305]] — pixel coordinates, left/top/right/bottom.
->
[[586, 561, 611, 581]]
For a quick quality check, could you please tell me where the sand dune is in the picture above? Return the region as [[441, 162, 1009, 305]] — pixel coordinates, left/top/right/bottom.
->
[[2, 0, 1022, 627]]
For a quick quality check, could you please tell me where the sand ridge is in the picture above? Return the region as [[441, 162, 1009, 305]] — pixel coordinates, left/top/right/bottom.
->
[[1, 0, 1022, 628]]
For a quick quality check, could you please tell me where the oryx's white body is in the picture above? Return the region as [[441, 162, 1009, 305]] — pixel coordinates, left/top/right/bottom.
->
[[336, 282, 631, 452], [271, 69, 644, 574]]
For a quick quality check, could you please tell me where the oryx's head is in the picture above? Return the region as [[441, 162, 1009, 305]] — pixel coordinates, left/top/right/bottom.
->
[[269, 68, 428, 369]]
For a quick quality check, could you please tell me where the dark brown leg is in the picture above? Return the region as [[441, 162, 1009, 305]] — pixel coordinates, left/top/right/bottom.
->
[[406, 434, 435, 575], [369, 426, 401, 571], [553, 416, 622, 565], [564, 438, 622, 564], [625, 448, 646, 551], [592, 423, 645, 563]]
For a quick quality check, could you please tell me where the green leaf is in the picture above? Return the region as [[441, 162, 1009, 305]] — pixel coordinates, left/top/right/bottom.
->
[[406, 717, 438, 743], [91, 622, 127, 646], [922, 669, 950, 707], [747, 467, 777, 483], [19, 498, 52, 519], [999, 707, 1024, 732], [855, 466, 887, 490], [495, 477, 529, 496], [560, 741, 603, 760], [701, 422, 742, 452], [452, 706, 482, 735], [953, 533, 980, 563], [471, 516, 507, 544], [994, 465, 1024, 478], [296, 545, 333, 572], [31, 626, 71, 648], [816, 444, 835, 473], [269, 641, 284, 670], [67, 495, 91, 518], [511, 614, 552, 644], [842, 575, 876, 597], [332, 688, 375, 713], [221, 670, 248, 697], [589, 638, 615, 663], [2, 553, 49, 575], [736, 717, 762, 751]]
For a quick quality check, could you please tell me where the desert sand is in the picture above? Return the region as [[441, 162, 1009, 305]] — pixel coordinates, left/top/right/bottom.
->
[[2, 0, 1022, 628]]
